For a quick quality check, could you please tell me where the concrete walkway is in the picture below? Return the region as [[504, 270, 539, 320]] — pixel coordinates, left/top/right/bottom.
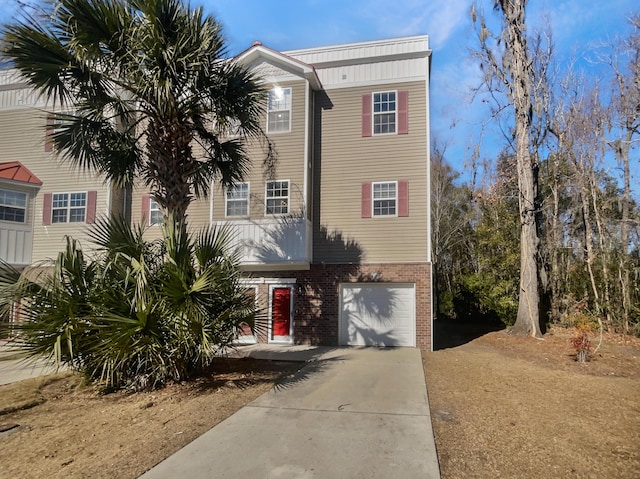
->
[[0, 341, 63, 386], [140, 346, 440, 479]]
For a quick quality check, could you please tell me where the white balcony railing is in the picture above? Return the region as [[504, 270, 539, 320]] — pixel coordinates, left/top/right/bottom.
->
[[0, 223, 33, 266], [214, 217, 311, 269]]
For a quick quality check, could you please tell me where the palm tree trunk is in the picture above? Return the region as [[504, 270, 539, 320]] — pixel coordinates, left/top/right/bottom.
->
[[147, 121, 196, 225]]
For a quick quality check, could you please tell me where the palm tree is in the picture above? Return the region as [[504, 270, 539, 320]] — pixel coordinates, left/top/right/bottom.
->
[[1, 0, 271, 225]]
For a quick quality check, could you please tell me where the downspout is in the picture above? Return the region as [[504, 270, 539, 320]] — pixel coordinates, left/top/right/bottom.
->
[[303, 79, 311, 260], [106, 179, 112, 219], [425, 49, 434, 352], [209, 179, 214, 225]]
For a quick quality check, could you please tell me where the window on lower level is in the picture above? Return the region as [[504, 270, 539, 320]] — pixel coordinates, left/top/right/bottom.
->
[[372, 182, 397, 217], [52, 192, 86, 223], [362, 181, 408, 218], [265, 180, 289, 215], [149, 199, 163, 225], [226, 183, 249, 217], [0, 189, 27, 223]]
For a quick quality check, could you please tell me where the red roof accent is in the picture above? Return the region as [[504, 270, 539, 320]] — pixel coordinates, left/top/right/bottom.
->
[[0, 162, 43, 186]]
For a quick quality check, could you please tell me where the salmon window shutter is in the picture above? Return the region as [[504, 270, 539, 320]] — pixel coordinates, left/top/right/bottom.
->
[[362, 93, 372, 137], [45, 114, 54, 152], [398, 180, 409, 217], [361, 182, 372, 218], [141, 195, 150, 223], [86, 191, 97, 224], [398, 91, 409, 135], [42, 193, 52, 225]]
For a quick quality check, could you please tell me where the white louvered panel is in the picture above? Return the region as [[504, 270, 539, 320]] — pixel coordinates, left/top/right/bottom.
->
[[214, 218, 311, 266], [0, 226, 33, 265]]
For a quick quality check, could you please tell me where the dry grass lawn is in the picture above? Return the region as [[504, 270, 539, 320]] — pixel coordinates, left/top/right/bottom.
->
[[0, 358, 300, 479], [424, 326, 640, 479]]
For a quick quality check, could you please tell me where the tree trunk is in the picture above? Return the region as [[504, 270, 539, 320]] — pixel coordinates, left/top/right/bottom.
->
[[513, 148, 541, 337], [549, 155, 561, 322], [147, 120, 196, 226], [614, 133, 632, 332], [499, 0, 542, 337]]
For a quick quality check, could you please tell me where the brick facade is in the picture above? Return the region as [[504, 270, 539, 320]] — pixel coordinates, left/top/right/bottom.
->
[[246, 262, 432, 349]]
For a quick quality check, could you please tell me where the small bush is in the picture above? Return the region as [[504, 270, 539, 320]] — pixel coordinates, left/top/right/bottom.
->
[[567, 313, 598, 363], [571, 329, 591, 363], [0, 216, 256, 390]]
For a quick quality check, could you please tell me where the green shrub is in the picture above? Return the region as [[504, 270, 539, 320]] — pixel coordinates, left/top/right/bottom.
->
[[0, 216, 255, 390], [455, 273, 518, 325]]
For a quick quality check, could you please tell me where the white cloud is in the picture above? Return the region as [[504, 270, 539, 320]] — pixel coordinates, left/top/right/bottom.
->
[[421, 0, 473, 46], [354, 0, 472, 46]]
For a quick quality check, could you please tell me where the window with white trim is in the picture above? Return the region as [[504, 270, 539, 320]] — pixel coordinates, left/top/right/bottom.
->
[[265, 180, 289, 215], [373, 91, 396, 135], [226, 183, 249, 217], [215, 117, 241, 137], [372, 182, 397, 217], [267, 87, 291, 133], [0, 189, 27, 223], [149, 199, 162, 225], [52, 192, 86, 223]]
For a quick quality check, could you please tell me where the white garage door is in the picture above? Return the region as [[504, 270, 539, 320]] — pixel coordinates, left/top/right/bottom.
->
[[339, 283, 416, 347]]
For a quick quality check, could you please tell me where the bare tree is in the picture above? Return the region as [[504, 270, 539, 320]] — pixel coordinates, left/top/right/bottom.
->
[[431, 142, 474, 317], [602, 14, 640, 332], [472, 0, 544, 336]]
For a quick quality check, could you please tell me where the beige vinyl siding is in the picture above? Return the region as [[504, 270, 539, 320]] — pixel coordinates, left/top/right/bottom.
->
[[0, 107, 110, 262], [130, 185, 211, 241], [212, 79, 307, 220], [313, 81, 428, 263]]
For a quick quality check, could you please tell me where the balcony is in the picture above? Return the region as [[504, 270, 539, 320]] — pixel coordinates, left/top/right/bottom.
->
[[0, 223, 33, 267], [214, 217, 311, 271]]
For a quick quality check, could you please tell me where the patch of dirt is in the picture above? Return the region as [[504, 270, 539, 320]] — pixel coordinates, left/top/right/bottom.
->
[[424, 327, 640, 479], [0, 358, 300, 479]]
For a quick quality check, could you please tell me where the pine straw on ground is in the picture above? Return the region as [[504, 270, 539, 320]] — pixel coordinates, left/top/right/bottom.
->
[[0, 358, 301, 479], [423, 327, 640, 479]]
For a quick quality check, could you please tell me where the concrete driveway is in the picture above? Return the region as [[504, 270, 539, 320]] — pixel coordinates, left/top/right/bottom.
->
[[140, 346, 440, 479]]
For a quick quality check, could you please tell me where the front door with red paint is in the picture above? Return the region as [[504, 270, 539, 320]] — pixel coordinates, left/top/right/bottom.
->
[[272, 287, 291, 339]]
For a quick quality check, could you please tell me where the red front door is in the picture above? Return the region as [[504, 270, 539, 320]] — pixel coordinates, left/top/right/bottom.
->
[[272, 288, 291, 337]]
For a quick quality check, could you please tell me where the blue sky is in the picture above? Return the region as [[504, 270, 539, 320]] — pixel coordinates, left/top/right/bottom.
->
[[1, 0, 638, 180]]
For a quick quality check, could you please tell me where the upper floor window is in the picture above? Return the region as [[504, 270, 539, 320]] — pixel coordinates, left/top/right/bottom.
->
[[0, 189, 27, 223], [52, 192, 86, 223], [267, 87, 291, 133], [265, 180, 289, 215], [226, 183, 249, 217], [45, 110, 76, 152], [373, 92, 396, 135], [362, 91, 408, 137], [149, 198, 163, 225], [372, 181, 397, 217]]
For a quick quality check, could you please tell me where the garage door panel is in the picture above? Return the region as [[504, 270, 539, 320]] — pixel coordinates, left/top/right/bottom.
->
[[340, 283, 415, 347]]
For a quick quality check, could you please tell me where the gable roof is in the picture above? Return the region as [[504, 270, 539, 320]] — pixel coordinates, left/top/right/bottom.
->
[[235, 42, 323, 90], [0, 161, 43, 186]]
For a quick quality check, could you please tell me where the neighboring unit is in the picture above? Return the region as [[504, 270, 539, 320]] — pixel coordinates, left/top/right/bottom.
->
[[0, 35, 433, 349]]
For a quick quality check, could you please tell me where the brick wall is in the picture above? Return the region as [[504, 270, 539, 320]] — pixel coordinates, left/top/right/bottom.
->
[[247, 262, 432, 349]]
